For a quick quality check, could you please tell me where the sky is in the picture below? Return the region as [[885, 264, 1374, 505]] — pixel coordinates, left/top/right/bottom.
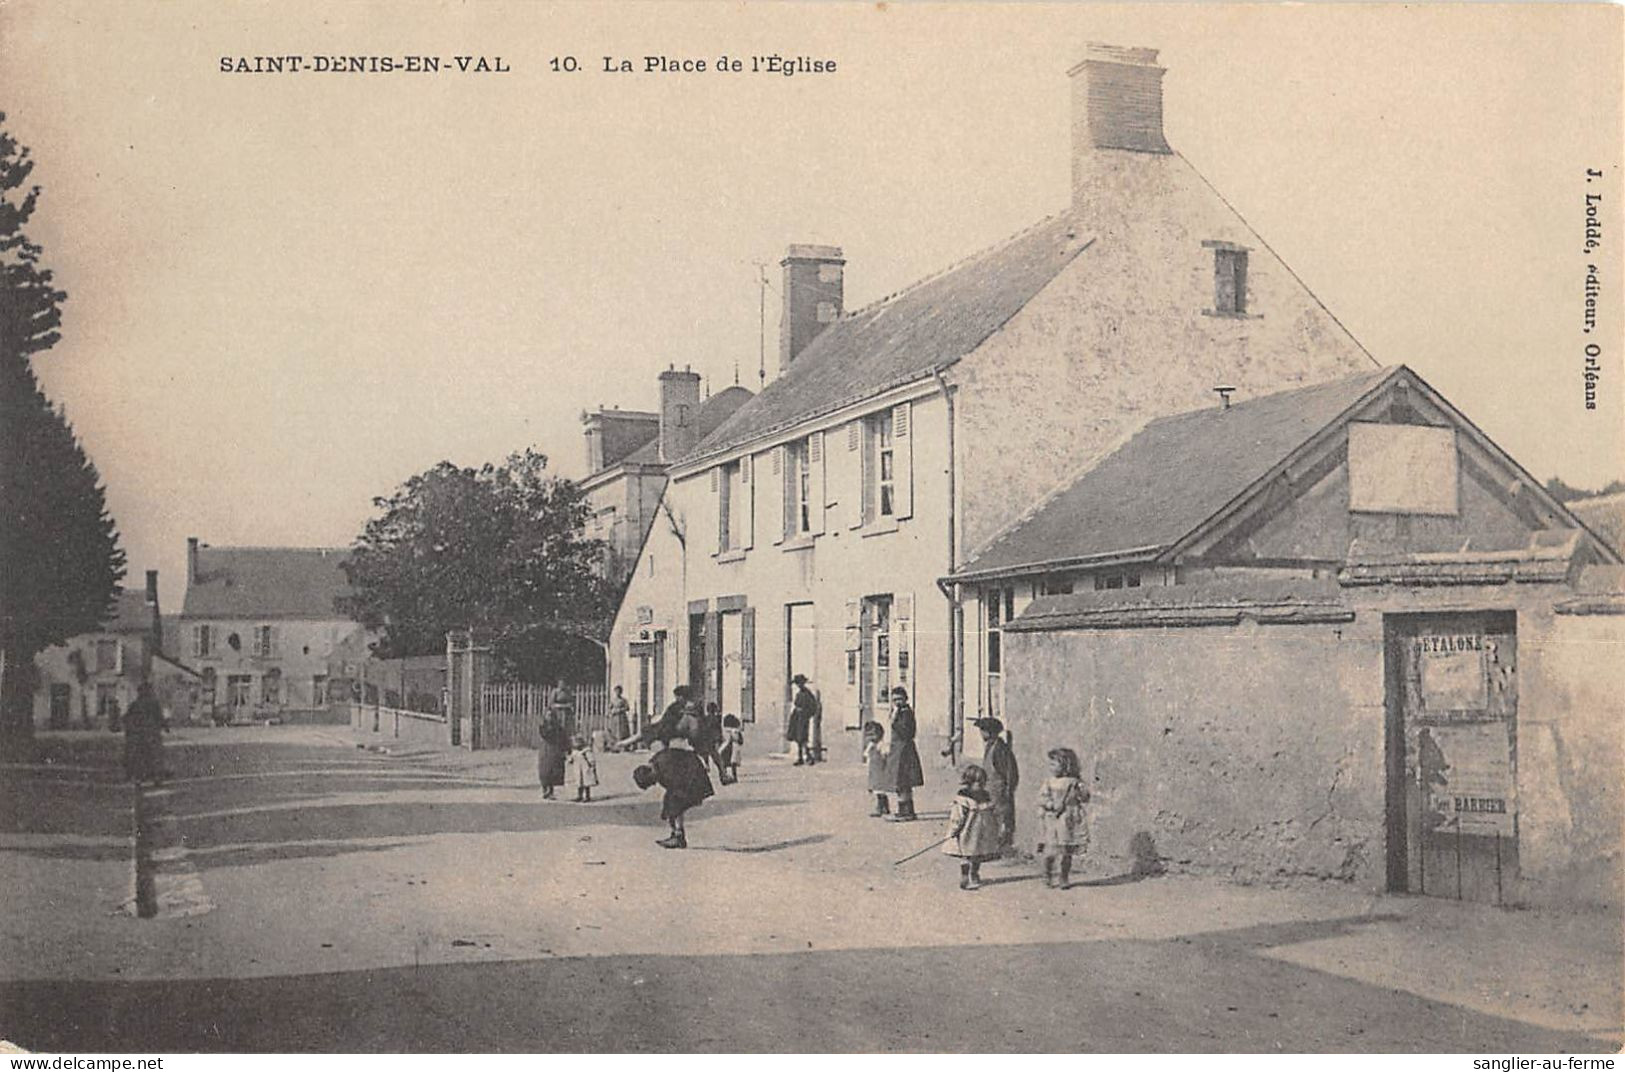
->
[[2, 2, 1621, 611]]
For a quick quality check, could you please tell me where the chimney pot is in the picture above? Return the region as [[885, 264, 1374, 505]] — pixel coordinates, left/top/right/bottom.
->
[[1070, 43, 1171, 203]]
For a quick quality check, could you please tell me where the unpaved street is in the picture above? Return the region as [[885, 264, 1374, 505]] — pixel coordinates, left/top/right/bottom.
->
[[2, 726, 1618, 1052]]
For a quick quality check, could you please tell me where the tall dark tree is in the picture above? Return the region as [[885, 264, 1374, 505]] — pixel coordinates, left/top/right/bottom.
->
[[342, 449, 613, 684], [0, 113, 126, 743]]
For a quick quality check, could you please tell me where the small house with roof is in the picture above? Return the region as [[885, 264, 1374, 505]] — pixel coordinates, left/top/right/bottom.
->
[[31, 570, 202, 729], [180, 538, 365, 721], [950, 366, 1620, 906], [608, 44, 1379, 748]]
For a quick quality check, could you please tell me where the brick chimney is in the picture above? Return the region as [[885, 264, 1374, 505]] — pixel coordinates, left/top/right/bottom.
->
[[145, 570, 163, 658], [1070, 44, 1171, 201], [658, 365, 703, 463], [779, 244, 844, 376], [187, 537, 199, 586]]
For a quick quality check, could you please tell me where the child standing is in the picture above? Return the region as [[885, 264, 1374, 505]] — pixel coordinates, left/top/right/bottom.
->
[[718, 714, 745, 784], [862, 721, 890, 817], [632, 745, 715, 849], [942, 764, 1002, 890], [1035, 747, 1089, 889], [565, 734, 599, 803]]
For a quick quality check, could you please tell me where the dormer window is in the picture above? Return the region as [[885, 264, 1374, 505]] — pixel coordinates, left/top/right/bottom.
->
[[1203, 241, 1250, 317]]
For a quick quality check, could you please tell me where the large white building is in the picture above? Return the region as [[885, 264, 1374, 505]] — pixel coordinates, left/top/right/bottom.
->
[[608, 44, 1377, 753]]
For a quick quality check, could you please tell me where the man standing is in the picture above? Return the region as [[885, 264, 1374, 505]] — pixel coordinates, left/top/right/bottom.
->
[[123, 680, 165, 785]]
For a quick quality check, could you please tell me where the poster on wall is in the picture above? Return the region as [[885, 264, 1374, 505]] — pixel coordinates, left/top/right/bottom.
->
[[1422, 721, 1517, 838]]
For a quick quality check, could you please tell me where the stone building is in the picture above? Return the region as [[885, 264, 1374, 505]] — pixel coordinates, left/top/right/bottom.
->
[[954, 366, 1620, 906], [579, 370, 752, 586], [179, 538, 365, 721], [31, 570, 201, 729], [608, 44, 1377, 748]]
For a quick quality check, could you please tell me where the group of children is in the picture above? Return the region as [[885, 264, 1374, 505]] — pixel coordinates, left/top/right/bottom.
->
[[941, 747, 1089, 891], [555, 690, 1092, 889]]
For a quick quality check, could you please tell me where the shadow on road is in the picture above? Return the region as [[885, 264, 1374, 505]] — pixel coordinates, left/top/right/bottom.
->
[[0, 927, 1610, 1054]]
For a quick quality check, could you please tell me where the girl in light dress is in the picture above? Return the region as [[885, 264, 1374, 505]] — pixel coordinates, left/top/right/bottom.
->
[[1035, 747, 1089, 889]]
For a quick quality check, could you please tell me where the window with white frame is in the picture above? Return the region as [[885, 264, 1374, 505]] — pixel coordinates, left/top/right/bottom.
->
[[717, 461, 739, 552], [1093, 571, 1142, 591], [253, 624, 278, 658], [984, 585, 1014, 721], [867, 409, 896, 521], [786, 438, 812, 537]]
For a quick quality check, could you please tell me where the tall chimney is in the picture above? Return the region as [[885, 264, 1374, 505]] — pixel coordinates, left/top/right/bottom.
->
[[145, 570, 163, 658], [658, 365, 703, 463], [187, 537, 199, 586], [582, 411, 605, 473], [1070, 44, 1171, 202], [778, 244, 844, 376]]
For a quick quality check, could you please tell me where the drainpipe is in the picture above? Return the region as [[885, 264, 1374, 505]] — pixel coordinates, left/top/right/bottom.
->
[[930, 367, 961, 765]]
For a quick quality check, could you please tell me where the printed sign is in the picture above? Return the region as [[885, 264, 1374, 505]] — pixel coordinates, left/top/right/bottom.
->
[[1422, 721, 1516, 836], [1418, 635, 1489, 711]]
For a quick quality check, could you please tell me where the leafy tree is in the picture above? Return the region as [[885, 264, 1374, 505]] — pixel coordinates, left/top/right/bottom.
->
[[1545, 476, 1625, 503], [0, 113, 126, 743], [342, 449, 613, 684]]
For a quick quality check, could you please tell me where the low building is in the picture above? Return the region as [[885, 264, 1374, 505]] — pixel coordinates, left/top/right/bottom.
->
[[948, 366, 1621, 906], [31, 570, 202, 729], [179, 538, 366, 722]]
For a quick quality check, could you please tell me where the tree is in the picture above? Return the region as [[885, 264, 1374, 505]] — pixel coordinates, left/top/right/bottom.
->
[[0, 113, 126, 743], [342, 449, 613, 684], [1545, 476, 1625, 503]]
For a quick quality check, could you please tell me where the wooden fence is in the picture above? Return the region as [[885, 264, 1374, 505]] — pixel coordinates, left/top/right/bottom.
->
[[478, 682, 618, 750]]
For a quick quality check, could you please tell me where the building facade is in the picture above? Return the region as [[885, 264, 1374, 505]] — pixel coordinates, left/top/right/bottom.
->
[[179, 538, 366, 722], [579, 372, 753, 587], [609, 44, 1377, 752], [31, 570, 201, 729], [955, 367, 1620, 906]]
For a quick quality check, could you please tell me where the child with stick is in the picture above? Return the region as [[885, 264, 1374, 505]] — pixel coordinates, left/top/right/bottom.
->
[[942, 763, 1002, 890], [1036, 747, 1089, 889]]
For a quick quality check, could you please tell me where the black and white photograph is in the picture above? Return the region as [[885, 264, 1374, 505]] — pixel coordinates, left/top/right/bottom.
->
[[0, 1, 1621, 1057]]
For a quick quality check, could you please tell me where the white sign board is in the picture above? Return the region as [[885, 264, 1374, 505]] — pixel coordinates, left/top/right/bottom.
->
[[1348, 422, 1459, 515]]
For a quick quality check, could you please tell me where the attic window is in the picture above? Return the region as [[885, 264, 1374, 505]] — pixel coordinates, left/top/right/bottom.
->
[[1203, 241, 1250, 317]]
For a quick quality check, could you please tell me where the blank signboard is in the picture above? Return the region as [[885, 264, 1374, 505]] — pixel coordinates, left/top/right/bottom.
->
[[1347, 422, 1459, 515]]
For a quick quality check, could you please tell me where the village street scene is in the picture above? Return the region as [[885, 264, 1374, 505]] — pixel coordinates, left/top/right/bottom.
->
[[2, 3, 1622, 1057]]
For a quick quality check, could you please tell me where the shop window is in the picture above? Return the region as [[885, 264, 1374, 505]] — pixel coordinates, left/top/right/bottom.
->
[[262, 669, 282, 705]]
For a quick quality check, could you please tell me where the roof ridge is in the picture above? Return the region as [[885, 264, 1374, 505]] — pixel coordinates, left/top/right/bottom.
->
[[198, 545, 351, 554], [1136, 365, 1397, 431], [838, 212, 1070, 322]]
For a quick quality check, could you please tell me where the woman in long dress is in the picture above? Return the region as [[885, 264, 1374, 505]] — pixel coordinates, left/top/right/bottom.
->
[[537, 713, 569, 799]]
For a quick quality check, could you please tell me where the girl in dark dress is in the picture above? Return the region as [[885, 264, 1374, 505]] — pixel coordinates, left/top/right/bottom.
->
[[886, 687, 925, 821]]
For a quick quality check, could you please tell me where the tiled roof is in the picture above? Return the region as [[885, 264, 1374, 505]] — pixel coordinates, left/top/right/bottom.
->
[[683, 215, 1093, 463], [954, 367, 1399, 579], [621, 385, 755, 466], [1006, 577, 1351, 632], [103, 587, 156, 634], [1568, 491, 1625, 559], [181, 546, 354, 620]]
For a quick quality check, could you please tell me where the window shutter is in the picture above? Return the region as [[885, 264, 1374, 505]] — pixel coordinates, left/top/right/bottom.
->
[[740, 606, 756, 722], [809, 432, 826, 535], [703, 610, 720, 707], [854, 420, 872, 530], [115, 641, 125, 675], [741, 457, 754, 551], [270, 627, 281, 658], [892, 402, 914, 520], [844, 599, 861, 727], [192, 625, 203, 658], [771, 446, 786, 546], [711, 468, 723, 554]]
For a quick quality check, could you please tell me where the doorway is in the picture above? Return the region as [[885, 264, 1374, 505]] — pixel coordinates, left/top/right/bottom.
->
[[1384, 612, 1518, 903]]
